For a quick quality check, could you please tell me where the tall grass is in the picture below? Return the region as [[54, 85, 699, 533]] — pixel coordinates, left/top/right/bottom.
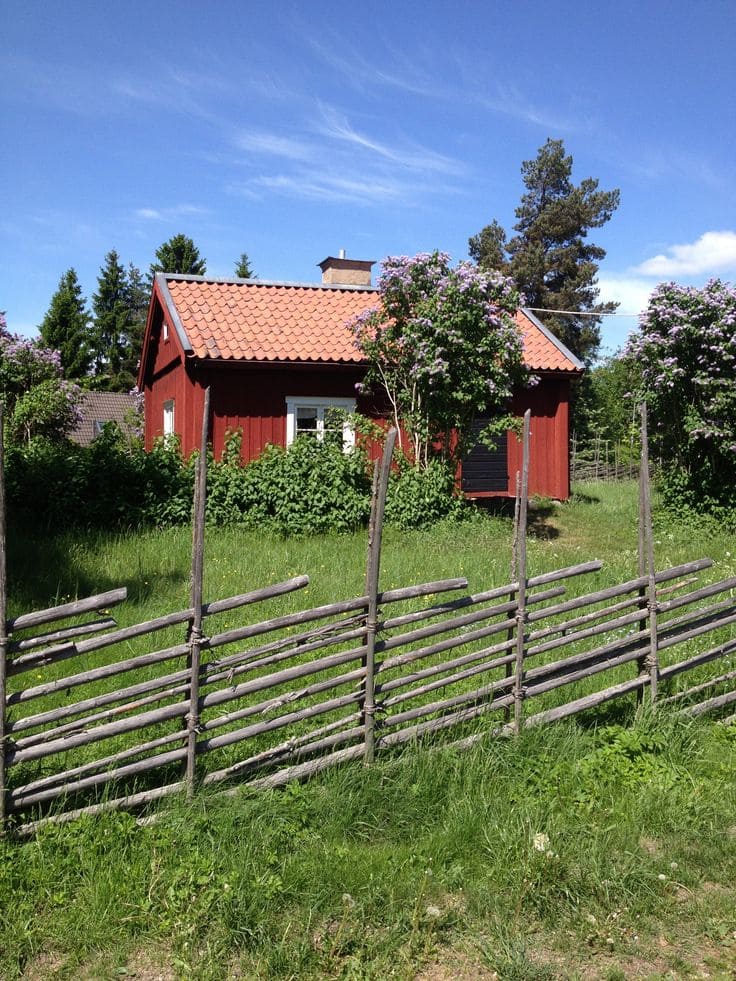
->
[[3, 481, 736, 978]]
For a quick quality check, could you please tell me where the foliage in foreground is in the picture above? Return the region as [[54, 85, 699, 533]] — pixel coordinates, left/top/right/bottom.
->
[[1, 714, 734, 979]]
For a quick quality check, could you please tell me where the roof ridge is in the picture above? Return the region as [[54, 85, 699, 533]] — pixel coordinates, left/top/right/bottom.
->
[[163, 273, 378, 293]]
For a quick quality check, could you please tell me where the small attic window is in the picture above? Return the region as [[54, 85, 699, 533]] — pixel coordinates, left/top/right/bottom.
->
[[163, 319, 169, 341]]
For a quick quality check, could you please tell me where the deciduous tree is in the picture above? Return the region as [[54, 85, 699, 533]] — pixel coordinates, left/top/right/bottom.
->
[[626, 279, 736, 513], [350, 251, 528, 468], [0, 311, 82, 444]]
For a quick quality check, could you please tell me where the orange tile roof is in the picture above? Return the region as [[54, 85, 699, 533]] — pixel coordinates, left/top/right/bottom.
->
[[165, 278, 373, 364], [514, 309, 582, 372], [160, 277, 582, 373]]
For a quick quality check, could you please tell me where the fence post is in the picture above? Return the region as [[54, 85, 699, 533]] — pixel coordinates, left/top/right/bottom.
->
[[363, 427, 396, 763], [513, 410, 531, 735], [505, 471, 521, 723], [186, 387, 210, 796], [0, 406, 7, 831], [639, 402, 659, 704]]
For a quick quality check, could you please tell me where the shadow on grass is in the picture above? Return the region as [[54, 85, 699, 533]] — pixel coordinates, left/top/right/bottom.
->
[[6, 525, 188, 614], [469, 497, 560, 540]]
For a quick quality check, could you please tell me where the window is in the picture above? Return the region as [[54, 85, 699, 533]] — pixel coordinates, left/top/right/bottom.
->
[[163, 320, 169, 342], [285, 396, 356, 450], [163, 399, 175, 437]]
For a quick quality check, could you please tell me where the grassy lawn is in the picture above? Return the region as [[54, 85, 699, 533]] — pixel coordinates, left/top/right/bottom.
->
[[2, 481, 736, 979]]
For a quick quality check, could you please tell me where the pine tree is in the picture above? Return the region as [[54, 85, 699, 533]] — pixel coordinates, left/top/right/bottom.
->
[[469, 139, 619, 364], [91, 249, 130, 389], [150, 233, 206, 279], [39, 269, 93, 380], [234, 252, 256, 279]]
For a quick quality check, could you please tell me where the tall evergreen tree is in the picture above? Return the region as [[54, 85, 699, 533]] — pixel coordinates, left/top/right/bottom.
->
[[91, 249, 130, 389], [39, 269, 93, 380], [122, 262, 149, 387], [149, 233, 206, 279], [234, 252, 256, 279], [469, 139, 620, 364]]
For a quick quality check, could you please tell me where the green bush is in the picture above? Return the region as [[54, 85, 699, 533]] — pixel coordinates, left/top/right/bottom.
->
[[384, 455, 469, 530], [5, 428, 477, 535]]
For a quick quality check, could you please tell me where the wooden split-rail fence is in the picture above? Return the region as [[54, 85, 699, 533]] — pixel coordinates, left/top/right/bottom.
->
[[1, 399, 736, 836]]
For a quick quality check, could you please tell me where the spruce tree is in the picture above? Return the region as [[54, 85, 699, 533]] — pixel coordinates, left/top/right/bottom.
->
[[234, 252, 256, 279], [150, 233, 206, 279], [122, 262, 149, 388], [39, 269, 93, 380], [469, 139, 619, 364], [91, 249, 130, 388]]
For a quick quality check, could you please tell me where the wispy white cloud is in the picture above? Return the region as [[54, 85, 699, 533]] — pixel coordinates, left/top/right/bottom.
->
[[134, 204, 210, 222], [235, 130, 315, 161], [634, 231, 736, 277], [243, 172, 408, 205], [315, 106, 464, 175]]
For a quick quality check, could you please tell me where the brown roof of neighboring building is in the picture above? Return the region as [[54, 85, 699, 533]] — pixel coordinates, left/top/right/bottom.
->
[[156, 275, 583, 374], [71, 391, 140, 446]]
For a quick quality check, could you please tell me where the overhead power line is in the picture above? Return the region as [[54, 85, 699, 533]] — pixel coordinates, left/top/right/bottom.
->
[[527, 307, 641, 318]]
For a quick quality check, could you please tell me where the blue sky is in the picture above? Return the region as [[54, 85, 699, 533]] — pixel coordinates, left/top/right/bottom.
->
[[2, 0, 735, 355]]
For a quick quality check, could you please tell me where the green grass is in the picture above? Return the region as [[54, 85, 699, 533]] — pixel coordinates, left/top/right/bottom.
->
[[3, 481, 736, 979]]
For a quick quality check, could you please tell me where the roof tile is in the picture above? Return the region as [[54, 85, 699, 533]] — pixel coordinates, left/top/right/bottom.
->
[[163, 278, 580, 372]]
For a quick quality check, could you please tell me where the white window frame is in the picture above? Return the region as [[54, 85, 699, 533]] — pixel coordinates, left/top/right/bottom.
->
[[163, 399, 175, 437], [285, 396, 356, 450]]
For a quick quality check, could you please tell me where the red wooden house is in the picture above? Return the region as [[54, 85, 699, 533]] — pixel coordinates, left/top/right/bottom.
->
[[138, 256, 583, 499]]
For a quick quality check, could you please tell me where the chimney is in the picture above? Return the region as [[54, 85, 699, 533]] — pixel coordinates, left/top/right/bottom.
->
[[318, 251, 375, 287]]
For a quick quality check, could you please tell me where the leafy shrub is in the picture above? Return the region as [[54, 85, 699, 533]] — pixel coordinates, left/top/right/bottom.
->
[[213, 437, 373, 535], [384, 455, 468, 530]]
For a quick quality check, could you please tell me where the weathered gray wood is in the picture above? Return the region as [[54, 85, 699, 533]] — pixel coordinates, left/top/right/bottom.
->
[[198, 690, 363, 754], [7, 640, 192, 704], [186, 386, 210, 795], [522, 676, 648, 728], [380, 646, 517, 709], [9, 744, 189, 810], [660, 668, 736, 706], [7, 697, 191, 765], [363, 429, 395, 763], [11, 681, 192, 749], [7, 588, 127, 633], [7, 576, 309, 679], [659, 636, 736, 680], [639, 402, 659, 703], [14, 782, 187, 836], [514, 409, 531, 735], [202, 714, 365, 784], [0, 407, 6, 829], [657, 577, 736, 614], [377, 584, 564, 673], [682, 688, 736, 717], [8, 617, 118, 654], [198, 667, 365, 734], [376, 636, 517, 697], [11, 729, 188, 796], [8, 666, 194, 735]]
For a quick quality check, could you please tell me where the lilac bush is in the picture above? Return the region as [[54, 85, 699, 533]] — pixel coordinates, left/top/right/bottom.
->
[[349, 252, 528, 467], [626, 279, 736, 510], [0, 313, 82, 444]]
